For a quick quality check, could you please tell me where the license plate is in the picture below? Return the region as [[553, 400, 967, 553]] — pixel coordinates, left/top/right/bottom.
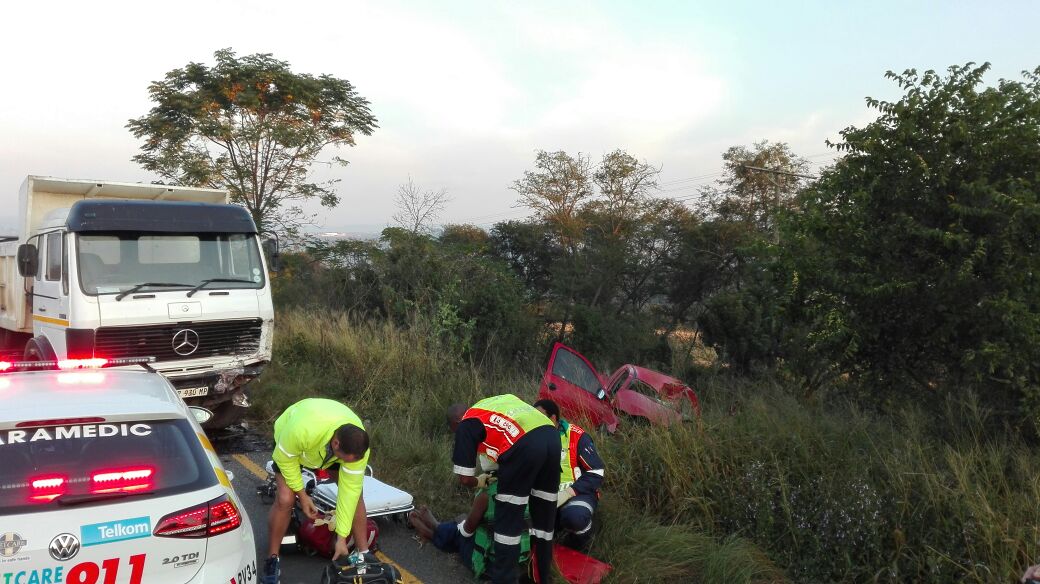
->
[[176, 386, 209, 398]]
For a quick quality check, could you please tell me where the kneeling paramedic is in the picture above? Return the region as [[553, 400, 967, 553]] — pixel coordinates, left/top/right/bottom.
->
[[533, 399, 604, 550], [449, 395, 559, 583], [262, 398, 371, 584]]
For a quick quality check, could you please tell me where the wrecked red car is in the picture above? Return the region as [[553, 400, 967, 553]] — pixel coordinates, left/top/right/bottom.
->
[[537, 342, 700, 433]]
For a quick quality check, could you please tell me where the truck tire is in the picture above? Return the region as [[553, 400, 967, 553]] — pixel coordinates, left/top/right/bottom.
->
[[23, 337, 56, 361], [203, 400, 247, 430]]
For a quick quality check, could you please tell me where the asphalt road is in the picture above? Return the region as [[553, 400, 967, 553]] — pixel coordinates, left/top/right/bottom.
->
[[215, 445, 472, 584]]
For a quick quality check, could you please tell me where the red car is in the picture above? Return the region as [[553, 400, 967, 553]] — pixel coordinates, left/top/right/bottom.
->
[[537, 342, 701, 433]]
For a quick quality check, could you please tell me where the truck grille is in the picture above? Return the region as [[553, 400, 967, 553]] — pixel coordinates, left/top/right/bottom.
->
[[94, 319, 263, 362]]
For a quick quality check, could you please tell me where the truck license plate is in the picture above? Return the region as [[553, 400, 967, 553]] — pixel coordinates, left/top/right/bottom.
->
[[177, 386, 209, 398]]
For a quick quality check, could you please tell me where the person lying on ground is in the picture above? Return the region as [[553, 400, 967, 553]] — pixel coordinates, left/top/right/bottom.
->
[[408, 479, 532, 579]]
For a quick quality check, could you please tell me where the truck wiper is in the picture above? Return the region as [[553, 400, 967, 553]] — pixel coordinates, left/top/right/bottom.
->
[[186, 278, 254, 298], [115, 282, 194, 301], [55, 490, 156, 506]]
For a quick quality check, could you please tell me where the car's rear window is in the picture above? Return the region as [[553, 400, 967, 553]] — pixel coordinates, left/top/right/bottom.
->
[[0, 419, 217, 514]]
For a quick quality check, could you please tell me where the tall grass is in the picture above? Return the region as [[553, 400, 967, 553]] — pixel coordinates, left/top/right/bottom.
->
[[251, 308, 1040, 583]]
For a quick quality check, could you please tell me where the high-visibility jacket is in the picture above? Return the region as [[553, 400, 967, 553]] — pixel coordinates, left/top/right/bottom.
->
[[557, 419, 604, 497], [272, 398, 369, 537], [471, 482, 531, 578], [463, 394, 553, 462]]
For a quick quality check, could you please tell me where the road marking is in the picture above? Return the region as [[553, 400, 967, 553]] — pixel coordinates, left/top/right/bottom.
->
[[231, 453, 424, 583], [375, 551, 423, 584], [233, 453, 269, 480]]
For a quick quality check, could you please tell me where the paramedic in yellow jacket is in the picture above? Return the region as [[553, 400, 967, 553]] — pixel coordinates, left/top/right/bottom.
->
[[261, 398, 371, 584]]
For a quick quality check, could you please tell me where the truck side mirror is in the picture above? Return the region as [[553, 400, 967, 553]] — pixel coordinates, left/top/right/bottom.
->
[[262, 237, 282, 273], [16, 244, 37, 277]]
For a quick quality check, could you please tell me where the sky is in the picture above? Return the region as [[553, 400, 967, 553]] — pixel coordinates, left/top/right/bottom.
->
[[1, 0, 1037, 233]]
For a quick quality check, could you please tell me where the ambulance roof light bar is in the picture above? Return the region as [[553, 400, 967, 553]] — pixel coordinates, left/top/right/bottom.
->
[[0, 357, 157, 373]]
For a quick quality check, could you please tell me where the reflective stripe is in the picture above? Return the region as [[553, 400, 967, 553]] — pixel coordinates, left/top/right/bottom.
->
[[454, 465, 477, 477], [575, 522, 593, 535], [586, 468, 604, 477], [458, 521, 474, 537], [530, 528, 554, 540], [343, 467, 366, 475], [277, 443, 298, 458], [564, 500, 595, 514], [530, 489, 556, 502], [495, 493, 529, 505], [494, 532, 522, 546]]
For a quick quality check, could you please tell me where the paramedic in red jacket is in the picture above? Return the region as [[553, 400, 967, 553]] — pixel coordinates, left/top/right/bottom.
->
[[533, 399, 605, 549], [448, 394, 560, 584]]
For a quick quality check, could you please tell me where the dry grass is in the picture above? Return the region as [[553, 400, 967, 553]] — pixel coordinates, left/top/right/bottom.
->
[[250, 308, 1040, 583]]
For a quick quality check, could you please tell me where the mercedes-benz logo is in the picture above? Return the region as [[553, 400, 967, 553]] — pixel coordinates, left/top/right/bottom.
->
[[172, 328, 200, 356], [49, 533, 80, 561]]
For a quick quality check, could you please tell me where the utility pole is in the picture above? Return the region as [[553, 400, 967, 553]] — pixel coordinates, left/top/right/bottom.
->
[[739, 165, 817, 244]]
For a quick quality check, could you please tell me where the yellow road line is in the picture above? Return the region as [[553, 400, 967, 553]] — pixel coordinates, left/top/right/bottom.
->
[[233, 453, 269, 480], [231, 453, 423, 582], [375, 551, 423, 584]]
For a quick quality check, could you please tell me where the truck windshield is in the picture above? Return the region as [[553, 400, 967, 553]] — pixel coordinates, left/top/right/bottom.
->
[[77, 232, 265, 296]]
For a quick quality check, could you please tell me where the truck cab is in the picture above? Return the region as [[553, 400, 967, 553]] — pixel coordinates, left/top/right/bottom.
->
[[0, 176, 275, 429]]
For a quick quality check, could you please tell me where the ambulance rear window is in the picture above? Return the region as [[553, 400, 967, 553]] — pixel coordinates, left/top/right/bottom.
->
[[0, 419, 217, 514]]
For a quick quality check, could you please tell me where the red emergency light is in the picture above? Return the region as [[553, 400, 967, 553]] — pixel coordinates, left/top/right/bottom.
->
[[28, 474, 68, 503], [0, 357, 155, 373], [91, 466, 156, 494]]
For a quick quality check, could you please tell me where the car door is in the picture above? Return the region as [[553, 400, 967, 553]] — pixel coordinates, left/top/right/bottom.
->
[[31, 231, 70, 357], [539, 343, 616, 429]]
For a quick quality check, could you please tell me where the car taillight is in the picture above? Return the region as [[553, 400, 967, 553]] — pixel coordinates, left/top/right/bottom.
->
[[208, 498, 242, 535], [91, 466, 155, 494], [29, 474, 68, 503], [153, 494, 242, 539]]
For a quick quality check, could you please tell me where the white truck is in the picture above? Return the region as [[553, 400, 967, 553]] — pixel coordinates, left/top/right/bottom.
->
[[0, 176, 276, 428]]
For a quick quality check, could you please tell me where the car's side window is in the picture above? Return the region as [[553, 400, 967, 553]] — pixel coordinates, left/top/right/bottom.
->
[[61, 233, 69, 295], [35, 235, 45, 280], [46, 231, 62, 281], [552, 350, 601, 395]]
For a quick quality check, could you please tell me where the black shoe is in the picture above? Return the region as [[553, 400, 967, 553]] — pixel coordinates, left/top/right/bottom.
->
[[260, 555, 281, 584]]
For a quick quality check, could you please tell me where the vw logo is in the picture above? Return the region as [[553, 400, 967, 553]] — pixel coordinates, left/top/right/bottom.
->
[[172, 328, 200, 356], [49, 533, 80, 561]]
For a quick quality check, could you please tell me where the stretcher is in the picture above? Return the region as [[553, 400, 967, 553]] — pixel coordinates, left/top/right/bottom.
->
[[259, 460, 415, 519], [257, 460, 415, 557]]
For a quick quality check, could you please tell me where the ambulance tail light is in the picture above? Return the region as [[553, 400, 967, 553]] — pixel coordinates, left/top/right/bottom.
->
[[16, 417, 105, 428], [153, 494, 242, 539], [28, 474, 68, 503], [91, 466, 156, 494]]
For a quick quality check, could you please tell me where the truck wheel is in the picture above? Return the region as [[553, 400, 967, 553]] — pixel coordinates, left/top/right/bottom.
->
[[23, 337, 56, 361], [203, 400, 247, 430]]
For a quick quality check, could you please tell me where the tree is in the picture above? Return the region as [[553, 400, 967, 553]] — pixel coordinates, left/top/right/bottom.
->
[[392, 176, 451, 234], [127, 49, 377, 239], [511, 150, 593, 245], [789, 63, 1040, 413], [699, 141, 810, 239]]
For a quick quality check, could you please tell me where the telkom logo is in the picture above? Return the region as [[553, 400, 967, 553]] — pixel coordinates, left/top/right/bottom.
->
[[489, 414, 520, 438], [80, 517, 152, 547]]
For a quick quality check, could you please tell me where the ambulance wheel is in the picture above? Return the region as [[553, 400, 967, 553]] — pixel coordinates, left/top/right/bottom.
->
[[203, 400, 247, 430]]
